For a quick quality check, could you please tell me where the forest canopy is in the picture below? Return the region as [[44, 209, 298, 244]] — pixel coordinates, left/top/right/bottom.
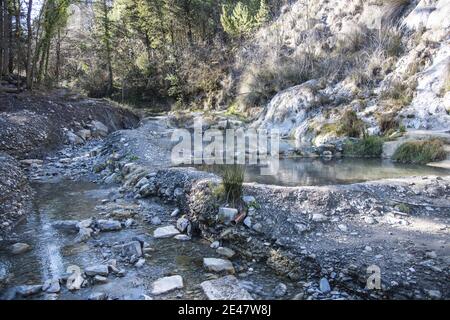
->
[[0, 0, 287, 110]]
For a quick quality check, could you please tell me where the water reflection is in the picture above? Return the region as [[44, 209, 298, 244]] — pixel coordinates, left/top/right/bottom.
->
[[194, 158, 450, 187]]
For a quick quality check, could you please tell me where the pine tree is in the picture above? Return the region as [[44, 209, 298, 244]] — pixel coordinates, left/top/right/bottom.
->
[[220, 0, 269, 38], [254, 0, 269, 27]]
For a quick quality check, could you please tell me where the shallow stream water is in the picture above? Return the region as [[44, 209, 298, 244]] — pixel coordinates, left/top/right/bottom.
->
[[0, 178, 288, 300]]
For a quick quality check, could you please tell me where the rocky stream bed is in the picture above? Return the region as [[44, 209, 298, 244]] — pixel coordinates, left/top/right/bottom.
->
[[0, 116, 449, 301]]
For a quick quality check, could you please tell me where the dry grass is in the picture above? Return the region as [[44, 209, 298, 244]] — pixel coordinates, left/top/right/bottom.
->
[[440, 62, 450, 97], [380, 79, 414, 109], [393, 139, 446, 164], [238, 52, 320, 108], [218, 165, 245, 207], [378, 113, 399, 135], [337, 110, 366, 138]]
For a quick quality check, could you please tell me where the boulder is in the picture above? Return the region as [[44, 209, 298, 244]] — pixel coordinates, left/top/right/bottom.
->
[[319, 278, 331, 293], [113, 241, 143, 258], [216, 247, 236, 259], [66, 131, 84, 145], [176, 217, 190, 233], [9, 243, 31, 255], [153, 225, 180, 239], [200, 276, 253, 300], [77, 129, 91, 141], [85, 265, 109, 277], [151, 275, 184, 295], [15, 285, 42, 297], [203, 258, 235, 273], [66, 265, 84, 291], [74, 227, 93, 243], [52, 220, 80, 233], [90, 121, 109, 137]]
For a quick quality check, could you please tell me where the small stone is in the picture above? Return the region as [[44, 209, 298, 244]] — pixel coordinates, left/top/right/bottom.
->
[[135, 258, 146, 268], [94, 275, 108, 283], [151, 275, 184, 295], [295, 223, 308, 233], [176, 217, 190, 233], [364, 216, 376, 224], [43, 279, 60, 293], [153, 225, 180, 239], [85, 265, 109, 277], [426, 290, 442, 299], [125, 219, 135, 228], [312, 214, 328, 222], [96, 219, 122, 232], [426, 251, 437, 259], [216, 247, 235, 259], [242, 196, 256, 205], [364, 246, 373, 252], [292, 293, 305, 300], [243, 217, 252, 228], [210, 241, 220, 249], [10, 243, 31, 255], [113, 241, 143, 258], [319, 278, 331, 293], [338, 224, 348, 232], [203, 258, 235, 273], [273, 283, 287, 297], [151, 217, 162, 225], [218, 207, 238, 224], [174, 234, 191, 241], [171, 209, 181, 217], [88, 292, 107, 300], [252, 223, 263, 233]]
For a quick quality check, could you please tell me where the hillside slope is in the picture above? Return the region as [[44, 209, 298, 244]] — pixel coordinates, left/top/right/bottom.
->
[[237, 0, 449, 146]]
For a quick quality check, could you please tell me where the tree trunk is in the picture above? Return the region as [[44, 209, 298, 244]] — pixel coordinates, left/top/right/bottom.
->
[[56, 27, 61, 85], [14, 0, 20, 89], [26, 0, 33, 88], [0, 0, 4, 77], [102, 0, 113, 95], [7, 1, 13, 75]]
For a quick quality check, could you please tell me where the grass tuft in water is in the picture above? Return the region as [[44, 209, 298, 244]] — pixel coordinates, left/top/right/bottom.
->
[[343, 136, 384, 158], [393, 139, 446, 164], [217, 164, 245, 207]]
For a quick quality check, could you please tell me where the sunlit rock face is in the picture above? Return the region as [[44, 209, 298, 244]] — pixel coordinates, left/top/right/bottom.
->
[[248, 0, 450, 145]]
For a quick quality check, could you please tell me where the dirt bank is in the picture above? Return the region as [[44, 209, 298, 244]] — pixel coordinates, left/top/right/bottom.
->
[[0, 89, 139, 159], [0, 89, 139, 238], [0, 153, 32, 239]]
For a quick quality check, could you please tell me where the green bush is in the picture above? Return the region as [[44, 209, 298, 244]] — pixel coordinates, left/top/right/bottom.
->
[[343, 136, 384, 158], [218, 164, 245, 207], [392, 139, 446, 164]]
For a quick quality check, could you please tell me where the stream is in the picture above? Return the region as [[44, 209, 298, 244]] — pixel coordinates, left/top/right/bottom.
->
[[1, 134, 449, 300], [0, 176, 291, 300]]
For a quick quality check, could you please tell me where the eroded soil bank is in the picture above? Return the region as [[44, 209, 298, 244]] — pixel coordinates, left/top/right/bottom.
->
[[0, 90, 139, 237]]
